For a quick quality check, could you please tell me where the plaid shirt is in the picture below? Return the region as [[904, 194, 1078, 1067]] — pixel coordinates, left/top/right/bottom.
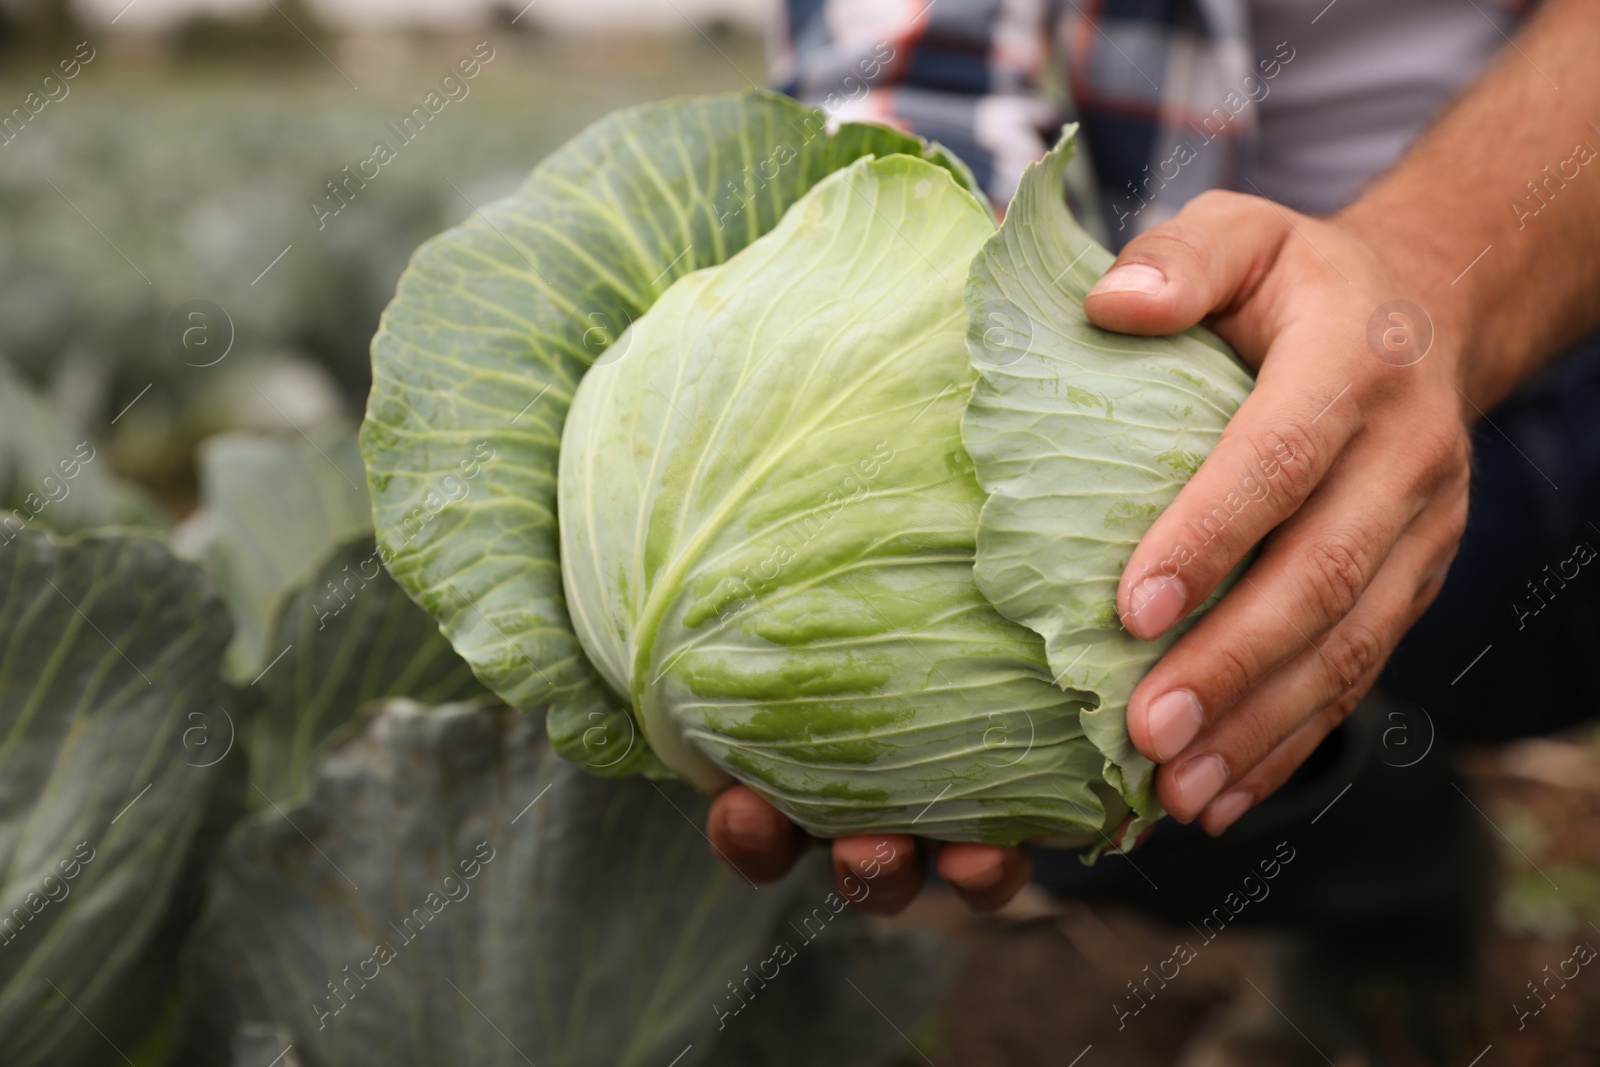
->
[[771, 0, 1527, 248]]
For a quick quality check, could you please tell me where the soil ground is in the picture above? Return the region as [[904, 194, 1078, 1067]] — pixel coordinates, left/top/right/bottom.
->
[[888, 735, 1600, 1067]]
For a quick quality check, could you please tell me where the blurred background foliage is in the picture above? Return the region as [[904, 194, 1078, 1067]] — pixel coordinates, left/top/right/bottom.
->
[[0, 0, 764, 510]]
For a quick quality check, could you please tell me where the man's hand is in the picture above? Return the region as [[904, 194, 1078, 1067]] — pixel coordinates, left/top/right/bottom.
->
[[1086, 192, 1471, 836], [706, 784, 1032, 914], [700, 0, 1600, 897], [1090, 0, 1600, 836]]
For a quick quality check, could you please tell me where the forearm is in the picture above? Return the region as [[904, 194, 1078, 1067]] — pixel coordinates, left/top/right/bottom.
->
[[1336, 0, 1600, 410]]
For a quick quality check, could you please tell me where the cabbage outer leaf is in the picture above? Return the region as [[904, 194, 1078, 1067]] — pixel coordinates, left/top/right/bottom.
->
[[244, 532, 489, 808], [174, 698, 948, 1067], [560, 155, 1117, 845], [962, 128, 1254, 826], [0, 530, 233, 1065], [362, 89, 980, 778], [0, 359, 167, 536], [189, 432, 371, 682]]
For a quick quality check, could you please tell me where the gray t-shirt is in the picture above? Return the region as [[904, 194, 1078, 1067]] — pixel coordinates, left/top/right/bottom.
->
[[1245, 0, 1520, 215]]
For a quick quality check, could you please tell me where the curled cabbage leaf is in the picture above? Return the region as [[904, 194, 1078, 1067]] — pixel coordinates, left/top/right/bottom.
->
[[559, 154, 1112, 844], [365, 93, 1252, 847]]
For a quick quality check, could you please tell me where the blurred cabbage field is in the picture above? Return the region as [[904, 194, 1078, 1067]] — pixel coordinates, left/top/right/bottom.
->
[[0, 27, 766, 508]]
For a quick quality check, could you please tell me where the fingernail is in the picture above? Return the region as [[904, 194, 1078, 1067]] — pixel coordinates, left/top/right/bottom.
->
[[1089, 263, 1167, 297], [865, 849, 903, 878], [955, 858, 1004, 891], [1171, 754, 1228, 817], [1206, 790, 1252, 835], [1126, 575, 1187, 639], [1146, 689, 1204, 761], [724, 808, 774, 851]]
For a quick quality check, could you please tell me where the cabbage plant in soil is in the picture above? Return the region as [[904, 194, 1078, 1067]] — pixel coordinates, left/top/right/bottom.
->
[[363, 89, 1254, 848]]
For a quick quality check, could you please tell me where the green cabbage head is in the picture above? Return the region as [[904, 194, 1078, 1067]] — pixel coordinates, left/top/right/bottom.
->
[[362, 91, 1253, 847]]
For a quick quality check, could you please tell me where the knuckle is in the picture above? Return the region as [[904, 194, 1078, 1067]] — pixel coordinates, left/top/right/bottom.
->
[[1337, 683, 1367, 717], [1301, 533, 1371, 623], [1415, 420, 1472, 487], [1188, 187, 1255, 217], [1273, 420, 1322, 484], [1124, 226, 1211, 273], [1237, 420, 1320, 502], [1203, 640, 1262, 711], [1317, 616, 1388, 692], [1437, 423, 1471, 471], [1186, 188, 1294, 242], [1233, 708, 1286, 766], [1414, 572, 1449, 615]]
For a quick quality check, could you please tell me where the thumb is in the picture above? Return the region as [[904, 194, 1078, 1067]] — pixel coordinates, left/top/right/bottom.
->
[[1083, 190, 1289, 338]]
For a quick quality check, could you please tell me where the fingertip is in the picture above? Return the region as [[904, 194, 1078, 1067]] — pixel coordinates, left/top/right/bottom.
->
[[833, 834, 913, 878], [1159, 753, 1229, 823], [1084, 264, 1193, 336], [1200, 790, 1253, 837], [1120, 572, 1188, 642], [709, 784, 799, 882], [832, 835, 923, 916], [1123, 685, 1168, 766], [1125, 687, 1156, 763], [712, 784, 783, 847], [1143, 688, 1206, 763], [1087, 263, 1167, 299], [936, 841, 1007, 890], [939, 843, 1031, 913]]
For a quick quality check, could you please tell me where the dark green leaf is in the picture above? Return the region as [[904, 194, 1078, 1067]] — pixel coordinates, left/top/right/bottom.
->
[[243, 533, 488, 807], [174, 698, 948, 1067], [187, 432, 370, 681], [0, 530, 234, 1066], [0, 360, 166, 537]]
